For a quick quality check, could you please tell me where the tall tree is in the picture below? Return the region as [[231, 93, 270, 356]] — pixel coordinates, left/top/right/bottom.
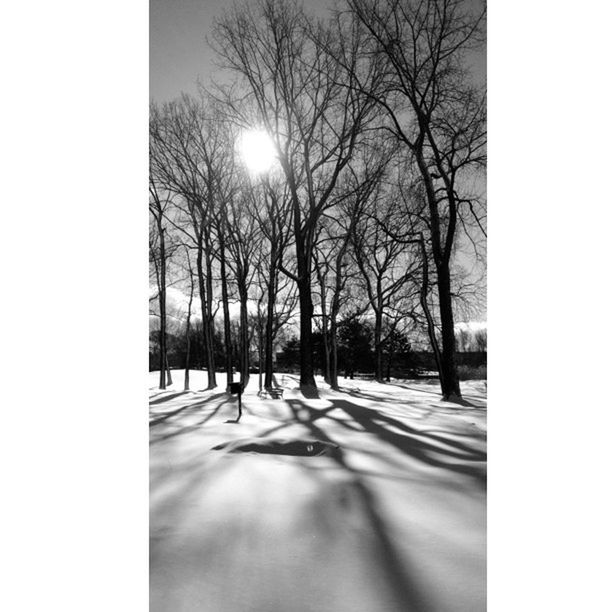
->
[[225, 183, 263, 388], [351, 179, 421, 382], [182, 247, 196, 391], [150, 96, 238, 389], [249, 178, 296, 388], [313, 146, 389, 389], [213, 0, 379, 392], [149, 179, 174, 389], [342, 0, 486, 399]]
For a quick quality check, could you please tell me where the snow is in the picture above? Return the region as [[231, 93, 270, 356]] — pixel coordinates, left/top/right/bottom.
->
[[150, 371, 487, 612]]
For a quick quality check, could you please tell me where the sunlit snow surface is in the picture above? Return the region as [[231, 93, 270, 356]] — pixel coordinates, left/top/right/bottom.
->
[[150, 371, 486, 612]]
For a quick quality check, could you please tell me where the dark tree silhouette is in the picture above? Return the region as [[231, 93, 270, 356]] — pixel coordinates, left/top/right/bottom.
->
[[212, 0, 379, 392], [341, 0, 487, 399]]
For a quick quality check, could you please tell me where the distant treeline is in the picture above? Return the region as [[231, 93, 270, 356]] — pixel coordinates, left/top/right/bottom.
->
[[150, 320, 486, 380]]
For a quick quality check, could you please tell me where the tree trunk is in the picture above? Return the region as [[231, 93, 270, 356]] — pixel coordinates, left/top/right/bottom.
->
[[219, 237, 234, 391], [204, 242, 217, 388], [374, 308, 383, 382], [165, 352, 173, 387], [314, 261, 331, 384], [328, 248, 346, 392], [329, 317, 339, 390], [321, 319, 331, 385], [295, 233, 316, 391], [238, 280, 250, 388], [415, 147, 461, 400], [258, 322, 264, 392], [297, 275, 316, 390], [196, 243, 216, 390], [156, 223, 167, 390], [419, 237, 444, 386], [264, 261, 277, 389], [184, 354, 190, 391], [184, 270, 194, 392], [436, 262, 461, 399]]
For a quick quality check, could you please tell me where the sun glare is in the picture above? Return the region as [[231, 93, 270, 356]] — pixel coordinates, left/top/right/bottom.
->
[[238, 129, 277, 174]]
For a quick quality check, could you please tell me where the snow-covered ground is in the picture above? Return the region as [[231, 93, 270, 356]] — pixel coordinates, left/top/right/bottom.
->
[[150, 371, 486, 612]]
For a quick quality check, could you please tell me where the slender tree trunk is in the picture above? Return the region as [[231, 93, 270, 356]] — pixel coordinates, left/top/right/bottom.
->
[[238, 279, 250, 388], [158, 326, 166, 390], [196, 243, 216, 390], [258, 320, 264, 392], [264, 263, 277, 389], [321, 318, 331, 385], [317, 274, 331, 385], [296, 235, 316, 391], [419, 237, 443, 386], [374, 308, 383, 382], [204, 242, 217, 388], [184, 347, 190, 391], [329, 317, 339, 390], [157, 332, 166, 389], [165, 352, 173, 387], [219, 236, 234, 390], [184, 269, 194, 392], [156, 223, 167, 390]]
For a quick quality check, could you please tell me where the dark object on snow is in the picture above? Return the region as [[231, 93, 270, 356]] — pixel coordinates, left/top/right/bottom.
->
[[229, 382, 243, 394], [212, 437, 340, 458], [227, 382, 244, 422]]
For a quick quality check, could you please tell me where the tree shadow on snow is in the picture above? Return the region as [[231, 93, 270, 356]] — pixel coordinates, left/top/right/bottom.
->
[[390, 382, 487, 407], [149, 391, 190, 406], [149, 392, 229, 431], [253, 397, 486, 484], [342, 388, 427, 406], [199, 394, 486, 610], [326, 399, 486, 487], [281, 398, 436, 612]]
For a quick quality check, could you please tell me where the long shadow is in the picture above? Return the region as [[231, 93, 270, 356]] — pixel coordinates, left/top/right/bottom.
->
[[341, 386, 485, 410], [149, 392, 228, 427], [284, 399, 435, 612], [343, 388, 425, 406], [150, 398, 233, 444], [389, 382, 443, 397], [329, 399, 486, 486], [254, 397, 484, 464], [149, 391, 189, 406], [344, 398, 486, 457], [236, 396, 484, 609], [391, 382, 487, 407]]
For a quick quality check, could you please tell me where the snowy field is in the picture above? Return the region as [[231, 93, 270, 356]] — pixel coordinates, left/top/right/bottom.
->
[[150, 370, 487, 612]]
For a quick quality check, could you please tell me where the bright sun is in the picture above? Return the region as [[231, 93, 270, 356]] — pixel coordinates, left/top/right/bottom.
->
[[238, 129, 277, 174]]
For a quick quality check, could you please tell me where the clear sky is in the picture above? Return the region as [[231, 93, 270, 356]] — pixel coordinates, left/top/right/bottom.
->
[[150, 0, 336, 102]]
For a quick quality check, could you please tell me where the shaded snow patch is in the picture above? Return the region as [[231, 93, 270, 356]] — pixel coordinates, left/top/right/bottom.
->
[[212, 437, 341, 457]]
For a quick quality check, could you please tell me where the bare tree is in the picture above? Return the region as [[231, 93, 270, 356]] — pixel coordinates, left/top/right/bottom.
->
[[181, 247, 196, 391], [351, 181, 421, 382], [341, 0, 486, 399], [149, 179, 175, 389], [224, 184, 264, 388], [150, 96, 238, 389], [212, 0, 379, 392], [248, 178, 295, 388]]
